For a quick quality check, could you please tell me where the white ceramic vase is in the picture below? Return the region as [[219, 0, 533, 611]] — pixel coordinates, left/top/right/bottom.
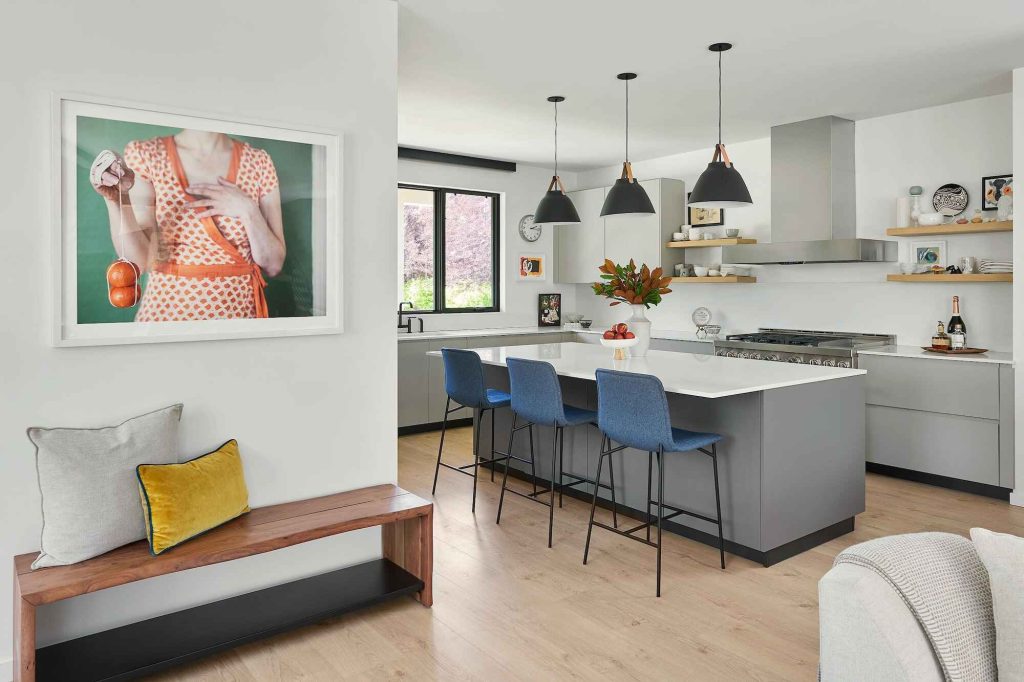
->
[[628, 304, 651, 357]]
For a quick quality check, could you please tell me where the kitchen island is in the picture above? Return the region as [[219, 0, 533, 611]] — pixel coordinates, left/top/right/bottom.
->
[[431, 342, 866, 566]]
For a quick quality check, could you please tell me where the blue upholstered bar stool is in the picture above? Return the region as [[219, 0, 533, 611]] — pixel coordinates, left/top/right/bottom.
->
[[585, 368, 726, 597], [431, 348, 512, 513], [497, 357, 617, 548]]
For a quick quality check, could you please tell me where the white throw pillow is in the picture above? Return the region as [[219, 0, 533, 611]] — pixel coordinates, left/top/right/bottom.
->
[[27, 404, 183, 568], [971, 527, 1024, 680]]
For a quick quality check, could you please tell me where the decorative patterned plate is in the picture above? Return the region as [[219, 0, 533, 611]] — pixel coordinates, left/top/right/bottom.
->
[[920, 346, 988, 355], [932, 183, 969, 216]]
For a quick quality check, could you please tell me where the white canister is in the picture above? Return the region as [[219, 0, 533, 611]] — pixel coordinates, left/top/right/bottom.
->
[[688, 227, 703, 241], [895, 196, 911, 228]]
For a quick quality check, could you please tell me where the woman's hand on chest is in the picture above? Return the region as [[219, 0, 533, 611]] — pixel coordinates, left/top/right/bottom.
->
[[187, 177, 258, 221]]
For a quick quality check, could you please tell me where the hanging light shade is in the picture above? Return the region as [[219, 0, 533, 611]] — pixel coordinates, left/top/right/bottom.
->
[[534, 96, 581, 225], [688, 43, 753, 209], [600, 73, 655, 217]]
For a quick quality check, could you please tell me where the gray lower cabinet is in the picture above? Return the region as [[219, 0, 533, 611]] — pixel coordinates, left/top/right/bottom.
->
[[397, 340, 430, 428], [860, 354, 1014, 488]]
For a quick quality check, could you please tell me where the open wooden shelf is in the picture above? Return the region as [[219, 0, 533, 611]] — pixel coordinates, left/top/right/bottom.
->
[[666, 238, 757, 249], [671, 276, 757, 284], [886, 221, 1013, 237], [887, 273, 1012, 283]]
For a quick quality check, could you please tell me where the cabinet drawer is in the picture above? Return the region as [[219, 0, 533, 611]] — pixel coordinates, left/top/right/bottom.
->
[[866, 405, 999, 485], [859, 354, 998, 419]]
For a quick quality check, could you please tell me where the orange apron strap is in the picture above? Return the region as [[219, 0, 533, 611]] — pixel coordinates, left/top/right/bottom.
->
[[153, 261, 269, 319]]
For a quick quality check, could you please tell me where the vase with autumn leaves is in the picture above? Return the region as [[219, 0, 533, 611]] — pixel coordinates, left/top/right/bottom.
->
[[591, 259, 673, 357]]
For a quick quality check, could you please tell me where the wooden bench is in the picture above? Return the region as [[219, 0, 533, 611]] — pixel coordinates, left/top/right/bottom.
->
[[13, 483, 432, 682]]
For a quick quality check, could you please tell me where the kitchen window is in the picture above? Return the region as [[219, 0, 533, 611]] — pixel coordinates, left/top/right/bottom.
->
[[398, 184, 500, 313]]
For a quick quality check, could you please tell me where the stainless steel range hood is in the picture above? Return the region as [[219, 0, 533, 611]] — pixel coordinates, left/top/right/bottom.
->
[[721, 116, 896, 265]]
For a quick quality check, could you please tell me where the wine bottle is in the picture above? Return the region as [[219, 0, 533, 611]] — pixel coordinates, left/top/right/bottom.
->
[[948, 296, 967, 350]]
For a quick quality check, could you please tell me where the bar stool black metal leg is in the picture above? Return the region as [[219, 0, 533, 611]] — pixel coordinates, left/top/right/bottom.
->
[[607, 446, 618, 528], [583, 444, 607, 565], [548, 427, 560, 548], [471, 408, 485, 514], [490, 408, 496, 482], [646, 450, 653, 542], [528, 424, 537, 496], [558, 426, 565, 508], [656, 447, 665, 598], [431, 396, 451, 495], [496, 412, 517, 525], [712, 443, 725, 569]]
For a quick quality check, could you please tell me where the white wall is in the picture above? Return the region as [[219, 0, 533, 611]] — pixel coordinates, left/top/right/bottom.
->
[[398, 158, 578, 329], [574, 95, 1013, 351], [0, 0, 398, 673]]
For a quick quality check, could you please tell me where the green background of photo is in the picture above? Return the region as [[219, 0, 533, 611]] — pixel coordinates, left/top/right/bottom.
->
[[75, 116, 316, 324]]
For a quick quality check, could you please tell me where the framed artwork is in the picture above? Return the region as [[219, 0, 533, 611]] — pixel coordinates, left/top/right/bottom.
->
[[982, 174, 1013, 211], [538, 293, 561, 327], [911, 240, 947, 267], [518, 254, 546, 281], [52, 94, 342, 346], [687, 191, 724, 227]]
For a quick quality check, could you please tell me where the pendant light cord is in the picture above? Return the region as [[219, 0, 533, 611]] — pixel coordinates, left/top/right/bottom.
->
[[625, 77, 630, 163], [553, 99, 558, 177], [717, 49, 723, 147]]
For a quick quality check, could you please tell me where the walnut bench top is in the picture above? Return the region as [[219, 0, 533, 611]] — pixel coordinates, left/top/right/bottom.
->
[[15, 484, 431, 606]]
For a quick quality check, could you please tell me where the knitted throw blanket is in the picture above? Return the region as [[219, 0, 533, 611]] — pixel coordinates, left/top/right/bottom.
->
[[833, 532, 996, 681]]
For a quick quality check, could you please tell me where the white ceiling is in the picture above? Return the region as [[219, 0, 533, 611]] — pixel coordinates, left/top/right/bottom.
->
[[398, 0, 1024, 171]]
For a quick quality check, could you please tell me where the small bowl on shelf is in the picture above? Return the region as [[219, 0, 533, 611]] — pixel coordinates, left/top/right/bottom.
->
[[600, 336, 639, 360], [725, 228, 740, 238], [671, 231, 688, 241], [704, 324, 722, 337], [580, 319, 593, 329], [918, 212, 944, 226], [693, 266, 709, 277]]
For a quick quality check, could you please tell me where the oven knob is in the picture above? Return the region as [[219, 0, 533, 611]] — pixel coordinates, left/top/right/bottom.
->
[[823, 359, 837, 367], [808, 357, 823, 365], [786, 356, 804, 363], [838, 360, 851, 368], [728, 350, 739, 358], [765, 354, 781, 362]]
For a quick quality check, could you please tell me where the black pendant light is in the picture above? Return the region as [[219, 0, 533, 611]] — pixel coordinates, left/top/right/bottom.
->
[[600, 73, 655, 217], [688, 43, 753, 209], [534, 96, 581, 225]]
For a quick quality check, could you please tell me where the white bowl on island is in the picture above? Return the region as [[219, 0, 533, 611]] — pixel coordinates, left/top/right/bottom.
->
[[600, 336, 639, 360]]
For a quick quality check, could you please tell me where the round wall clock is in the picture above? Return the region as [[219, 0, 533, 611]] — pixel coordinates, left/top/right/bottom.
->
[[519, 214, 542, 242], [932, 184, 969, 217]]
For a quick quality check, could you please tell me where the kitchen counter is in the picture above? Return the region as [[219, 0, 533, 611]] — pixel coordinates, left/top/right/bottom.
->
[[576, 328, 717, 344], [858, 345, 1013, 365], [397, 326, 566, 342], [438, 341, 864, 399], [453, 341, 865, 565]]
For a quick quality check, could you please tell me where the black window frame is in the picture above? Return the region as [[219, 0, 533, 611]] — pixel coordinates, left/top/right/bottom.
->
[[398, 183, 501, 314]]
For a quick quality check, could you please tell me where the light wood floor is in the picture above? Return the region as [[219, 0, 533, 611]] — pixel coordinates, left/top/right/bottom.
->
[[155, 427, 1024, 681]]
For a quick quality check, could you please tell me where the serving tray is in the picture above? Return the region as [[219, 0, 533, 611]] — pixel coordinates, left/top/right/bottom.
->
[[920, 346, 989, 355]]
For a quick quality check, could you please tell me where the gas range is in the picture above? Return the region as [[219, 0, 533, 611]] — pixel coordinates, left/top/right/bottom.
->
[[713, 328, 895, 368]]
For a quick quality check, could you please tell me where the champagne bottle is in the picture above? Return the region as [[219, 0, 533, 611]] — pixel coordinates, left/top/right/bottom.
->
[[948, 296, 966, 350]]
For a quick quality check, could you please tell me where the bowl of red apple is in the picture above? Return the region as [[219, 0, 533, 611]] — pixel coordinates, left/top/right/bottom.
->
[[599, 323, 639, 359]]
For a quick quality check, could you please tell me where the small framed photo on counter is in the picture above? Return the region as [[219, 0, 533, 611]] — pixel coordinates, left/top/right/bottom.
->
[[538, 293, 561, 327]]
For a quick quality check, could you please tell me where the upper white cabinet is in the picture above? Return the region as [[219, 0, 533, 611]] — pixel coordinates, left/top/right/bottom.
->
[[554, 178, 686, 284], [554, 187, 606, 284]]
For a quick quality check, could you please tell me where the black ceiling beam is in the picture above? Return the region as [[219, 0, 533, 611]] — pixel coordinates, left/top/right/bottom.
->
[[398, 146, 516, 173]]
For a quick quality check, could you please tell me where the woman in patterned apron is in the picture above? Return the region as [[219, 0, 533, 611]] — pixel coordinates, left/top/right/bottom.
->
[[89, 129, 286, 321]]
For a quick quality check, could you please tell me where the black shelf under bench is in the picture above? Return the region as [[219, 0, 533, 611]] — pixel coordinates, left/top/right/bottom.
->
[[36, 558, 423, 682]]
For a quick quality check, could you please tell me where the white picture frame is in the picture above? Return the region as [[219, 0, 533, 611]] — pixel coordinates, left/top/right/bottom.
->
[[910, 240, 947, 268], [51, 93, 343, 346]]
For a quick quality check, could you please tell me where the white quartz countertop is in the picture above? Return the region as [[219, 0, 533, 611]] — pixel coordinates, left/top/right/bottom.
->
[[397, 326, 566, 342], [428, 342, 865, 399], [858, 345, 1013, 365], [576, 328, 716, 343]]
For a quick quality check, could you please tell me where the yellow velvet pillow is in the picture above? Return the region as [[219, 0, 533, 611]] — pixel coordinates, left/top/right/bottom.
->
[[137, 439, 250, 555]]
